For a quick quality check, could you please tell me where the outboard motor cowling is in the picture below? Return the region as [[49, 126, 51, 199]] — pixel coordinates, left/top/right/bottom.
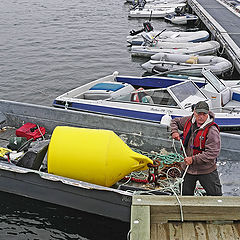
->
[[143, 21, 153, 32]]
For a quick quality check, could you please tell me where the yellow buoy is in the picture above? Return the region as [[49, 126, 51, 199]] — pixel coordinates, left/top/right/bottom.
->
[[47, 126, 153, 187]]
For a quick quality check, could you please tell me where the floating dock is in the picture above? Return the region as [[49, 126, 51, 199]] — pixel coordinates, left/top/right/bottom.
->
[[188, 0, 240, 75], [130, 195, 240, 239]]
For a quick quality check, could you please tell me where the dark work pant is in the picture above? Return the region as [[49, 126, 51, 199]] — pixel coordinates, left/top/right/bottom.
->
[[182, 169, 222, 196]]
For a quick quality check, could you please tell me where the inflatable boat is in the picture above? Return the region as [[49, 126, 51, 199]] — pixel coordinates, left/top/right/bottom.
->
[[127, 30, 209, 45], [141, 53, 233, 76], [164, 12, 199, 24], [129, 7, 175, 18], [130, 40, 220, 57]]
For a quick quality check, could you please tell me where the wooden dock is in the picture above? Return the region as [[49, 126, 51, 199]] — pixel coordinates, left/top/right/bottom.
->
[[188, 0, 240, 75], [130, 195, 240, 240]]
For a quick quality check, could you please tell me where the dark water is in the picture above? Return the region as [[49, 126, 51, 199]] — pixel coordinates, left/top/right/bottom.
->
[[0, 0, 172, 239], [0, 192, 129, 240], [0, 0, 185, 106], [0, 0, 239, 239]]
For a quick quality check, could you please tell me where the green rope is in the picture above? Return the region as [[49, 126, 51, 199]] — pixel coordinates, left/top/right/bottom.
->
[[132, 148, 184, 168]]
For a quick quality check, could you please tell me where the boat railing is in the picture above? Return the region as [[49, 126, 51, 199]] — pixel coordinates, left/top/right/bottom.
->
[[211, 106, 240, 113]]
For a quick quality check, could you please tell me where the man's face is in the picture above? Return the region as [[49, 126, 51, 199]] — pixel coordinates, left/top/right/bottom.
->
[[194, 110, 208, 126]]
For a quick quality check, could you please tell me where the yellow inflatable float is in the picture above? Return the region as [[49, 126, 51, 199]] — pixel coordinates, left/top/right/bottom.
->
[[48, 126, 153, 187]]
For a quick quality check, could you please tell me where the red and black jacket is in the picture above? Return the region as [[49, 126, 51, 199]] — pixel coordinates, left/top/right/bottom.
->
[[182, 116, 220, 155]]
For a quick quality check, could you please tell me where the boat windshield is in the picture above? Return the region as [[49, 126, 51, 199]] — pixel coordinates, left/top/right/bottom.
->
[[202, 69, 226, 93], [110, 89, 179, 107], [169, 81, 207, 108]]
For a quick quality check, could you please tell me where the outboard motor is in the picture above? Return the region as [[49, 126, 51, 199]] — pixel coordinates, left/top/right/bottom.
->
[[138, 0, 146, 9], [175, 7, 182, 16], [130, 28, 144, 36], [143, 21, 153, 32], [129, 10, 153, 36], [129, 21, 153, 36]]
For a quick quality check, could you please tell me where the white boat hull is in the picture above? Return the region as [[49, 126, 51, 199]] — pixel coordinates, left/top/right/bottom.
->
[[142, 53, 233, 76], [130, 41, 220, 57], [129, 8, 175, 18], [53, 71, 240, 130], [164, 13, 198, 25], [127, 30, 209, 45]]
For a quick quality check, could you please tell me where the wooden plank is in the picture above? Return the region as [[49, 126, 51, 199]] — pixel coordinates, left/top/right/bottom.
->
[[207, 223, 221, 240], [169, 222, 183, 240], [151, 223, 169, 240], [130, 205, 150, 240], [131, 196, 240, 239], [151, 206, 240, 222], [206, 223, 238, 240], [182, 222, 197, 240], [219, 224, 237, 240], [132, 196, 240, 207], [151, 224, 158, 240], [195, 222, 207, 240], [150, 222, 240, 240], [133, 196, 240, 222], [232, 222, 240, 239]]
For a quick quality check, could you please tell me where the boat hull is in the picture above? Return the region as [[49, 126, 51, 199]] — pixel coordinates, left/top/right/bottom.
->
[[0, 162, 132, 222], [164, 14, 198, 25], [52, 99, 240, 130], [130, 41, 220, 57], [0, 99, 240, 222], [1, 99, 240, 159], [129, 8, 175, 18], [142, 53, 233, 76], [127, 30, 210, 45]]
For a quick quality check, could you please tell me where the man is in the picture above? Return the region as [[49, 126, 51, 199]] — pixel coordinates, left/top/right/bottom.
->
[[170, 101, 222, 196]]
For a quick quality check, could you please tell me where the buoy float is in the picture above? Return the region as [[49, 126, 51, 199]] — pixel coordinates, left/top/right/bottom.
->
[[48, 126, 153, 187]]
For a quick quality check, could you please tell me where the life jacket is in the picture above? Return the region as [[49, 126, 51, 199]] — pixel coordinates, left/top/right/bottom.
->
[[131, 88, 147, 102], [183, 116, 219, 155]]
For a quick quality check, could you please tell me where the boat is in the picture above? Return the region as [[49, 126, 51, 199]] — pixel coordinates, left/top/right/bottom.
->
[[53, 70, 240, 129], [129, 7, 175, 18], [164, 12, 198, 24], [146, 0, 187, 2], [130, 40, 220, 57], [163, 6, 199, 25], [115, 68, 240, 89], [127, 0, 186, 4], [141, 52, 233, 76], [127, 29, 209, 45], [0, 99, 171, 223], [0, 99, 240, 224], [136, 2, 186, 9]]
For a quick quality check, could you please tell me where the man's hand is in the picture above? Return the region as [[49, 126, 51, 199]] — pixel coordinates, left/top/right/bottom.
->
[[184, 156, 193, 165], [172, 132, 180, 141]]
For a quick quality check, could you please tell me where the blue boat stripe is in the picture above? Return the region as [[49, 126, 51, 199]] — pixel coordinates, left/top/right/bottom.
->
[[53, 101, 240, 127]]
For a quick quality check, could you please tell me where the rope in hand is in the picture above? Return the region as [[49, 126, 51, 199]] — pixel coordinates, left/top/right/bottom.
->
[[178, 138, 189, 196]]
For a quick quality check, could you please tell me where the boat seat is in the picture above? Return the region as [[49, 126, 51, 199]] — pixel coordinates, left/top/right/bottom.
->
[[84, 90, 112, 100], [141, 95, 154, 104], [83, 82, 128, 100], [89, 83, 124, 91]]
